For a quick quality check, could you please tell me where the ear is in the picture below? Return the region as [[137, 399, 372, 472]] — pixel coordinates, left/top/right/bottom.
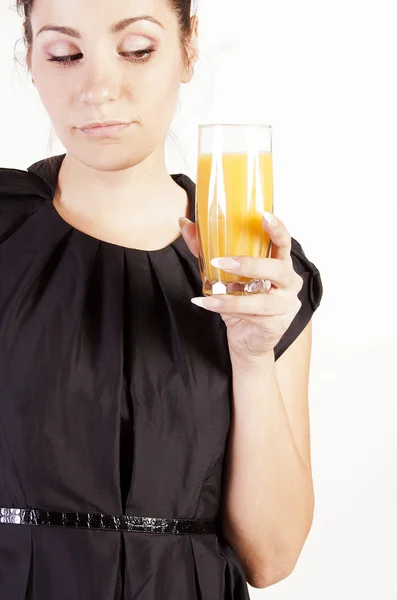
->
[[182, 16, 199, 84]]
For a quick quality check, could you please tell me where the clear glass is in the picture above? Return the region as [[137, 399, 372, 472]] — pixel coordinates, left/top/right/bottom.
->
[[195, 124, 274, 296]]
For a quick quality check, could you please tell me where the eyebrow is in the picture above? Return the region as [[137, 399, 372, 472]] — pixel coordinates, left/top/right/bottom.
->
[[36, 16, 164, 39]]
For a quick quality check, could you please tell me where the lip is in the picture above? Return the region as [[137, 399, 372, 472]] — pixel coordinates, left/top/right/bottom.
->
[[79, 119, 131, 129], [78, 121, 132, 137]]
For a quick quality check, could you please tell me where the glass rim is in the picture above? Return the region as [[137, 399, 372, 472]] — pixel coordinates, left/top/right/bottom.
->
[[198, 123, 272, 129]]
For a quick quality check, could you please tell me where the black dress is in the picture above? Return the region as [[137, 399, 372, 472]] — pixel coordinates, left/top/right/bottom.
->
[[0, 154, 323, 600]]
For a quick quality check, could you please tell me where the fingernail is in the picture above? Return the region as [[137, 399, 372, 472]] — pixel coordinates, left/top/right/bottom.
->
[[191, 297, 223, 309], [211, 257, 240, 271], [263, 212, 277, 226]]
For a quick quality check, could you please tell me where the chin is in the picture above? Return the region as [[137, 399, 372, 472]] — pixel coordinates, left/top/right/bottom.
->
[[67, 137, 158, 172]]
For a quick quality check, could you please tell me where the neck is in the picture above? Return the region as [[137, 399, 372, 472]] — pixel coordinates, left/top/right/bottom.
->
[[55, 146, 178, 218], [52, 146, 190, 250]]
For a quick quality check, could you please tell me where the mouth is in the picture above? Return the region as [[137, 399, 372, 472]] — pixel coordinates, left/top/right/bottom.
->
[[78, 121, 132, 138]]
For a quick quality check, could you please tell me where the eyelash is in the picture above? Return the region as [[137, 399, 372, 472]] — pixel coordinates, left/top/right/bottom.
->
[[47, 48, 155, 67]]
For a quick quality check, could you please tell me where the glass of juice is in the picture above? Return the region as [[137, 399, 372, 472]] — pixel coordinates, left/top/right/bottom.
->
[[196, 124, 274, 296]]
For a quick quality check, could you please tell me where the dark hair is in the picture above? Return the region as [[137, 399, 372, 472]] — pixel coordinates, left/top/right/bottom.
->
[[16, 0, 197, 67]]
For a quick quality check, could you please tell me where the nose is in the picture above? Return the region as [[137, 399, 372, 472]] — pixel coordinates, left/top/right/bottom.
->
[[78, 49, 121, 106]]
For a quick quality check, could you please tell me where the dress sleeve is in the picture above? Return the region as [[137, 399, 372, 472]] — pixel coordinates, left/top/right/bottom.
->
[[274, 236, 323, 361], [0, 168, 49, 243]]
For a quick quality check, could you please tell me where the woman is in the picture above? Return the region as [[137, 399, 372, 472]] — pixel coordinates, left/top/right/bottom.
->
[[0, 0, 323, 598]]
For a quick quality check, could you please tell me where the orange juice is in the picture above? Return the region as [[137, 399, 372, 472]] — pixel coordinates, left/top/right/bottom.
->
[[196, 151, 273, 292]]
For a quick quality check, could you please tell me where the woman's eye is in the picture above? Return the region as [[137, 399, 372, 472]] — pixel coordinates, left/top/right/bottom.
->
[[121, 48, 155, 62], [47, 48, 155, 67], [47, 53, 83, 65]]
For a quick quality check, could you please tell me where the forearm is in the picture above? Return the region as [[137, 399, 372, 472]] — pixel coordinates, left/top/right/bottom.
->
[[221, 352, 314, 588]]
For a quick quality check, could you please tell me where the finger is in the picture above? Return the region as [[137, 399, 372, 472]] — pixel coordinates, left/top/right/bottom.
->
[[210, 256, 293, 290], [222, 313, 295, 333], [262, 213, 292, 261], [191, 291, 300, 317], [179, 217, 199, 258]]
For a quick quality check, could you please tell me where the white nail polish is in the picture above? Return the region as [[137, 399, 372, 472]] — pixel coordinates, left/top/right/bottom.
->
[[263, 212, 275, 226], [211, 257, 240, 270], [191, 298, 204, 307], [191, 297, 223, 309]]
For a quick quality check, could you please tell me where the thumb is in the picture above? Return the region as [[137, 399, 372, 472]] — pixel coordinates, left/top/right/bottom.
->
[[178, 217, 199, 258]]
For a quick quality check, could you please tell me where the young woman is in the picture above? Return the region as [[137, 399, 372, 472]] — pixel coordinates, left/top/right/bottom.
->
[[0, 0, 323, 598]]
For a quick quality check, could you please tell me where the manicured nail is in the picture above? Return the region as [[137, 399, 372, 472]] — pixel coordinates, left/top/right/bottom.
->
[[211, 257, 240, 271], [191, 297, 223, 309], [263, 212, 277, 226]]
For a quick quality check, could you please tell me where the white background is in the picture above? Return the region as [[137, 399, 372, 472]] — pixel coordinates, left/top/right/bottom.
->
[[1, 0, 397, 598]]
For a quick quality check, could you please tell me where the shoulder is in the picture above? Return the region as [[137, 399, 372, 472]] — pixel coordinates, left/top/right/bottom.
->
[[290, 237, 319, 275], [0, 166, 51, 242], [290, 236, 323, 313], [0, 166, 50, 202], [272, 236, 323, 361]]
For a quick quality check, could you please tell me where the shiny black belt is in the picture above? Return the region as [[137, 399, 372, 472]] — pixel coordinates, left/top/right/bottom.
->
[[0, 508, 219, 535]]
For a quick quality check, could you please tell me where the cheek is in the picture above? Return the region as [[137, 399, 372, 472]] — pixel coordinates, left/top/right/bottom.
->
[[140, 64, 182, 122], [34, 74, 71, 126]]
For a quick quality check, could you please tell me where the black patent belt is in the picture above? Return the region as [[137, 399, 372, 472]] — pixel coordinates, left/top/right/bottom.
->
[[0, 508, 219, 535]]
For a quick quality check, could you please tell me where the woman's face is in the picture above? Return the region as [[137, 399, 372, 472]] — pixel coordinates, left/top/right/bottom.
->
[[30, 0, 197, 171]]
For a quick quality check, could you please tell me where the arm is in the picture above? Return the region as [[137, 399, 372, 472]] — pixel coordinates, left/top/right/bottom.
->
[[221, 319, 314, 589]]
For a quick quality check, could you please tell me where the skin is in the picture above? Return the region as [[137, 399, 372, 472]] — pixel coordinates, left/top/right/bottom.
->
[[29, 0, 199, 250]]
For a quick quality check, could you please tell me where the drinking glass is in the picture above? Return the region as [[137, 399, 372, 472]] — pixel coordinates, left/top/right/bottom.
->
[[195, 124, 274, 296]]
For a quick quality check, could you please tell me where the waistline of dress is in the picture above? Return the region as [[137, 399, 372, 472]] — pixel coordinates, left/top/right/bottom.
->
[[0, 507, 220, 535]]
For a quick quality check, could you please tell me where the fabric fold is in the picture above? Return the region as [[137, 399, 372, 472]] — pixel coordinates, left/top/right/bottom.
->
[[190, 534, 251, 599], [0, 525, 32, 599]]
